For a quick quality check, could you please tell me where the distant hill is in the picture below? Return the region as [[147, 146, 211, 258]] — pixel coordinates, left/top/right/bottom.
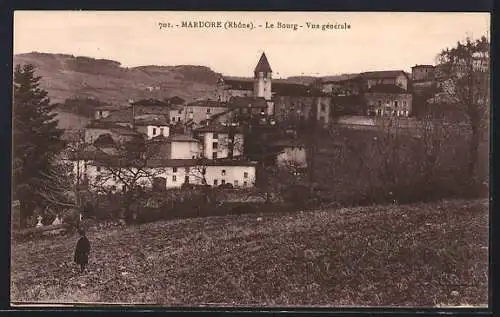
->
[[13, 52, 351, 132], [13, 52, 222, 107]]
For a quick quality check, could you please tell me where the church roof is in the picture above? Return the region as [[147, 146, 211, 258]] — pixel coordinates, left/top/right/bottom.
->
[[366, 84, 409, 94], [254, 52, 272, 74]]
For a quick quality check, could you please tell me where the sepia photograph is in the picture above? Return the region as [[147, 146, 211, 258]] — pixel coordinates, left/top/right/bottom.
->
[[11, 11, 490, 308]]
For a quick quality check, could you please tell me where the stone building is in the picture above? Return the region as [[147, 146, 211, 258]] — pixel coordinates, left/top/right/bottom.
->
[[217, 52, 331, 126], [364, 84, 412, 117]]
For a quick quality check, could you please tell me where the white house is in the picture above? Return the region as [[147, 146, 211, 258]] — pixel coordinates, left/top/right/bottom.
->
[[165, 135, 201, 159], [201, 164, 255, 188], [194, 124, 244, 160], [158, 160, 256, 188], [134, 115, 171, 139], [71, 156, 257, 191]]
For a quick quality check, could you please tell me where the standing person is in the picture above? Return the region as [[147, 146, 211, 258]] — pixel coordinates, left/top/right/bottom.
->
[[74, 229, 91, 273]]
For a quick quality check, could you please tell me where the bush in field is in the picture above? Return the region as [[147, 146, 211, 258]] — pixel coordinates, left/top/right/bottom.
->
[[132, 188, 217, 224], [310, 117, 486, 207]]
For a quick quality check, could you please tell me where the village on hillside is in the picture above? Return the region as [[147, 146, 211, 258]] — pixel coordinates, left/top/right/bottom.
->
[[11, 21, 490, 306], [54, 47, 487, 196], [11, 44, 490, 228]]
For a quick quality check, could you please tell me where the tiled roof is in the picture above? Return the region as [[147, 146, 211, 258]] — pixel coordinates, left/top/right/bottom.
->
[[194, 123, 244, 134], [254, 52, 272, 74], [68, 145, 111, 161], [110, 126, 141, 136], [361, 70, 407, 79], [134, 105, 172, 116], [228, 96, 268, 109], [224, 80, 253, 91], [272, 82, 325, 97], [92, 157, 257, 168], [320, 74, 361, 83], [186, 99, 228, 108], [166, 134, 199, 143], [168, 96, 185, 105], [366, 84, 409, 94], [134, 114, 170, 126], [99, 109, 133, 123], [221, 76, 325, 96], [223, 76, 253, 83], [132, 99, 169, 107]]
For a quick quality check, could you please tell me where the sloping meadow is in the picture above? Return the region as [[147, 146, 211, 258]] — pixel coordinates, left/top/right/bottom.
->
[[11, 199, 488, 307]]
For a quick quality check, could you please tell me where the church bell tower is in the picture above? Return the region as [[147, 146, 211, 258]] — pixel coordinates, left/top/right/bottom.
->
[[253, 52, 272, 101]]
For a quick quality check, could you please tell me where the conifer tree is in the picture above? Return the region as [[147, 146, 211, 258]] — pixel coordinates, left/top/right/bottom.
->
[[13, 64, 66, 227]]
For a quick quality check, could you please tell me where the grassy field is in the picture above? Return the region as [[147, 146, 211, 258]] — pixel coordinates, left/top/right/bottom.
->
[[11, 199, 489, 307]]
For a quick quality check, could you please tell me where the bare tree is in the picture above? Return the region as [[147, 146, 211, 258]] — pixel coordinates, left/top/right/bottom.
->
[[91, 136, 167, 223], [63, 130, 87, 207], [432, 35, 490, 182]]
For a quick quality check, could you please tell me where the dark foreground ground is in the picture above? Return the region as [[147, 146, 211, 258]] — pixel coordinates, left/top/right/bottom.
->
[[11, 199, 488, 307]]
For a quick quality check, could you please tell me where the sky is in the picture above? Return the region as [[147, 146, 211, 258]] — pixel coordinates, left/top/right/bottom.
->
[[14, 11, 490, 78]]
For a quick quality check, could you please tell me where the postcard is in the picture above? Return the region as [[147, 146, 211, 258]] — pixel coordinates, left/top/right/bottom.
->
[[11, 11, 490, 308]]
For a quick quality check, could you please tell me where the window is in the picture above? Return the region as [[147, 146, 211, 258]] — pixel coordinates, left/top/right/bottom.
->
[[177, 117, 181, 122], [160, 127, 164, 135], [394, 101, 398, 108], [403, 101, 407, 106], [172, 167, 177, 173], [221, 169, 226, 176], [213, 133, 218, 139], [152, 128, 157, 135], [212, 142, 218, 150], [321, 104, 326, 112], [244, 172, 248, 179], [178, 110, 182, 114], [96, 166, 101, 172], [207, 108, 211, 114], [214, 179, 218, 186], [243, 181, 248, 187], [184, 176, 189, 183], [212, 152, 218, 160], [172, 175, 177, 182], [234, 180, 239, 186], [378, 100, 382, 106], [221, 179, 226, 185]]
